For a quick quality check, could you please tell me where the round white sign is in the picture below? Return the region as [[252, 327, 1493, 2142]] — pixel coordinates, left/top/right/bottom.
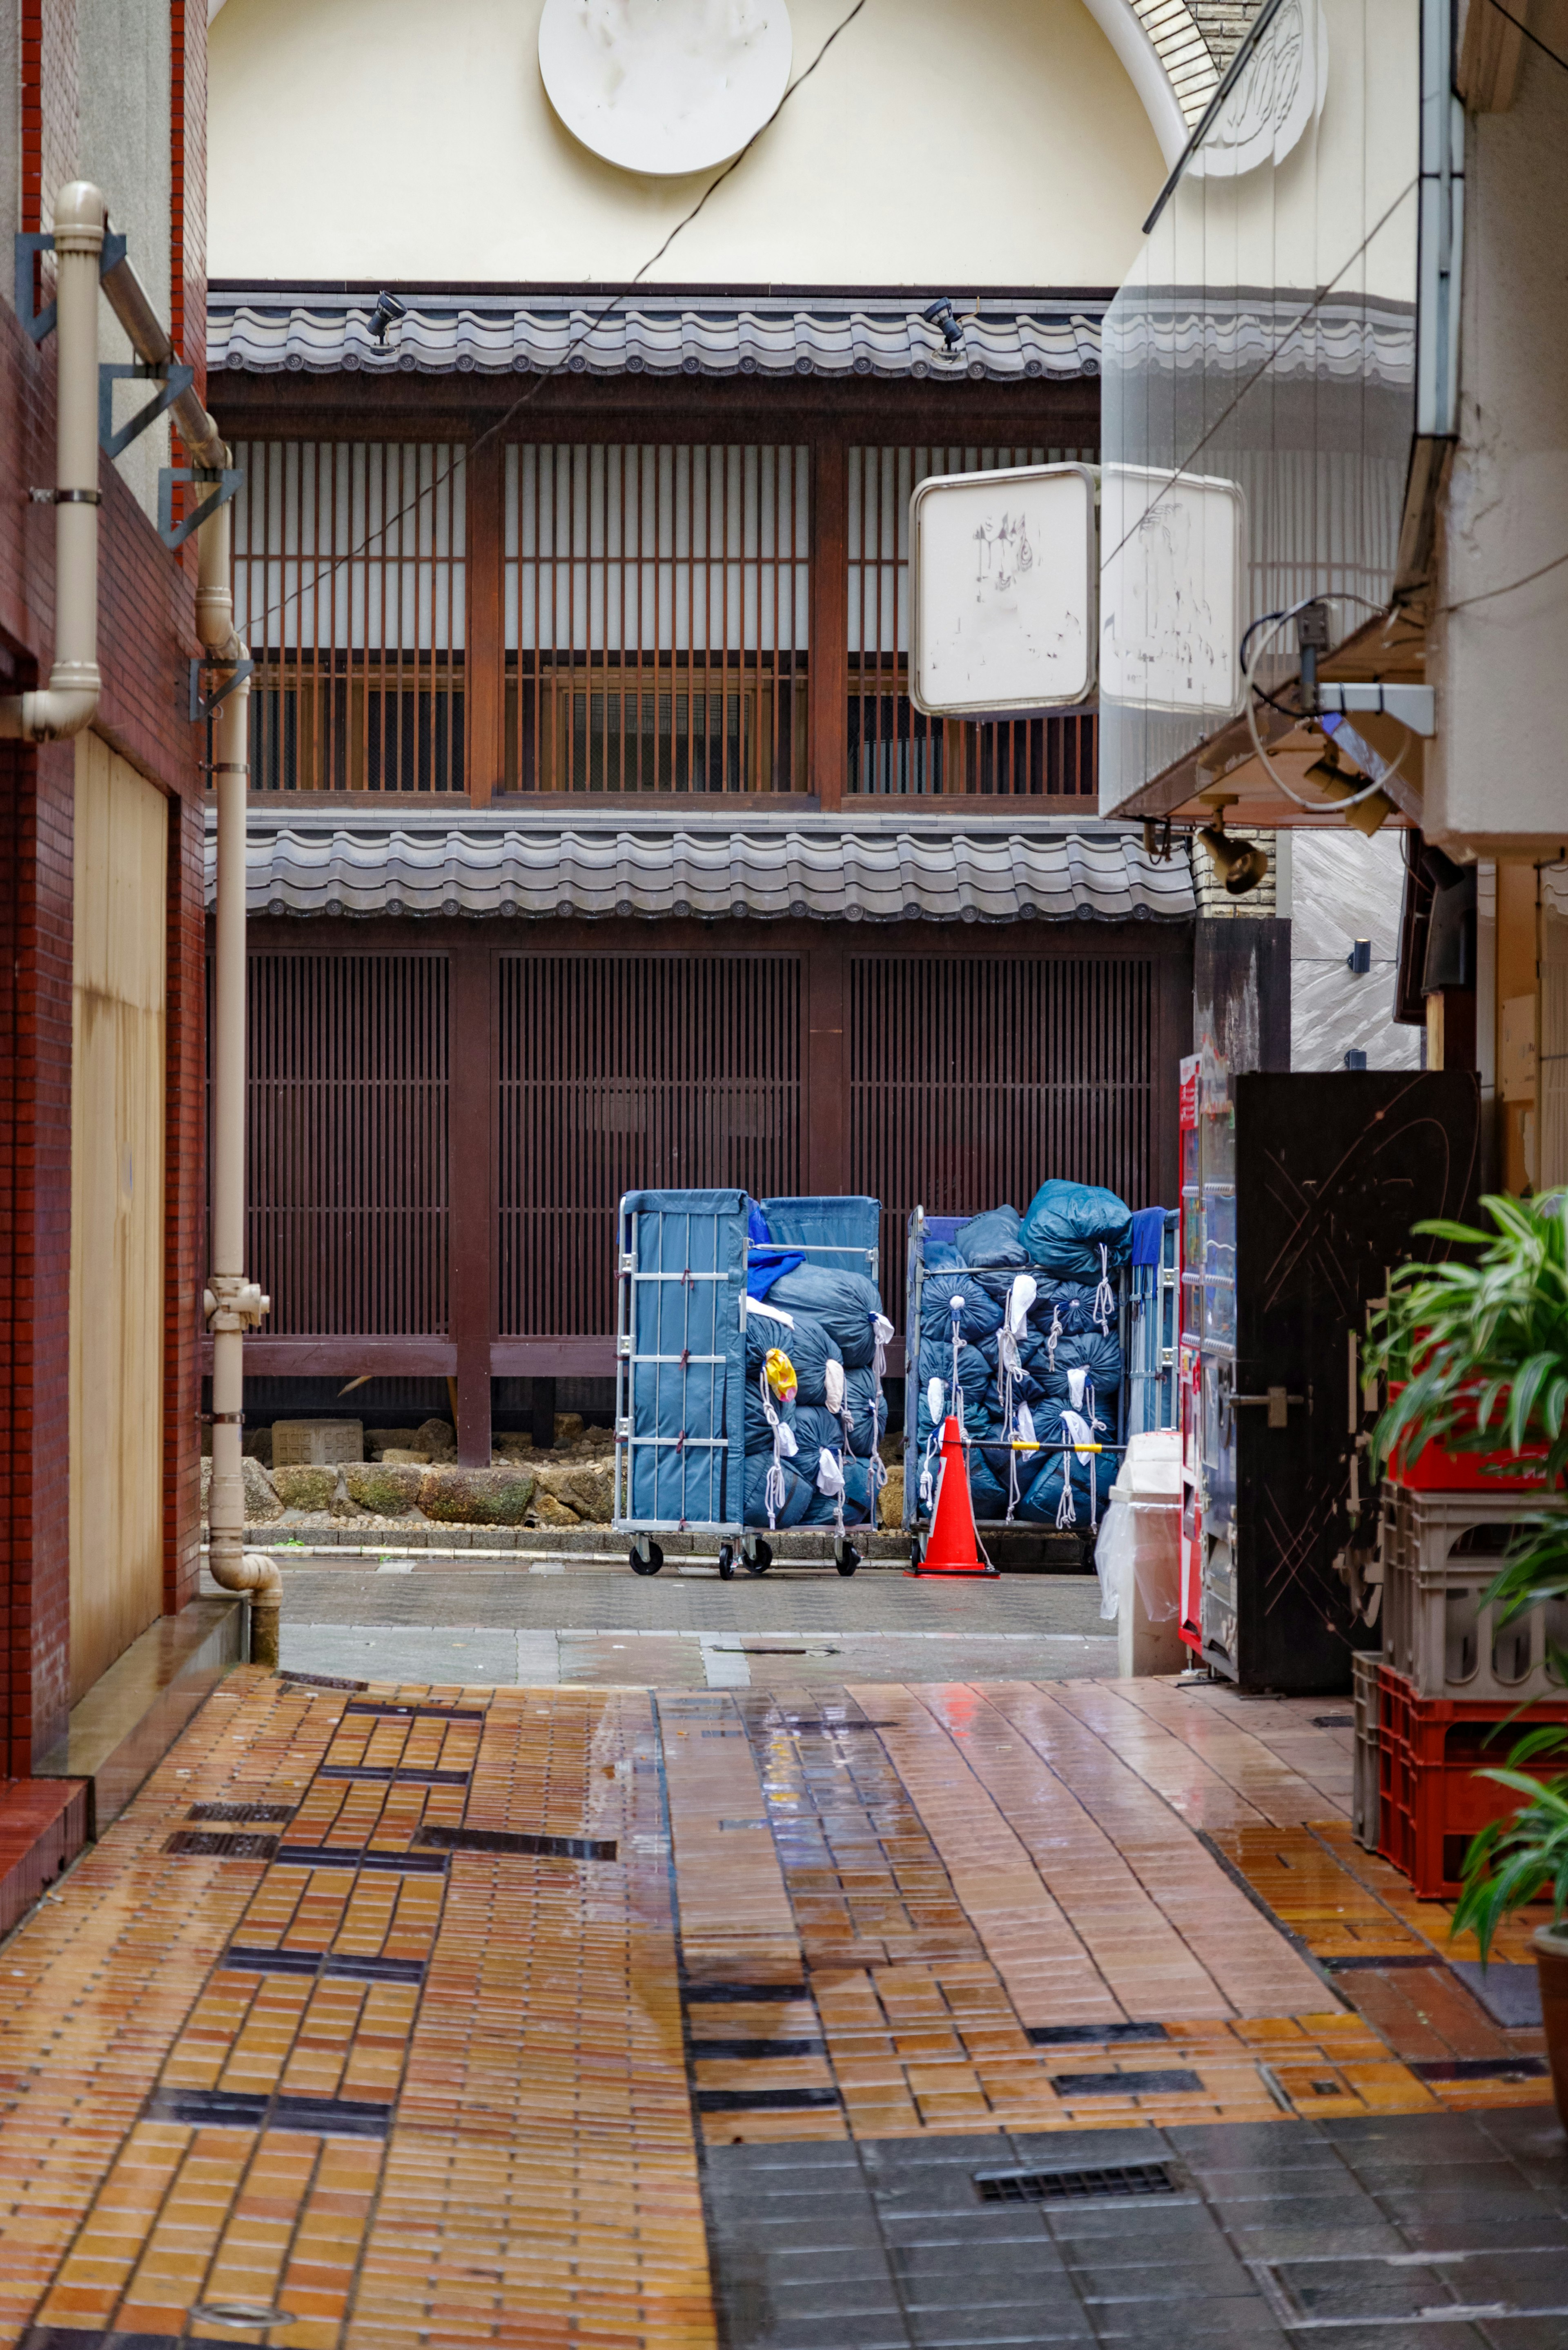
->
[[1187, 0, 1329, 180], [539, 0, 793, 178]]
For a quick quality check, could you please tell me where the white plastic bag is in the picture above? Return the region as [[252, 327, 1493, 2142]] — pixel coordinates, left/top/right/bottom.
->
[[1094, 1488, 1133, 1621]]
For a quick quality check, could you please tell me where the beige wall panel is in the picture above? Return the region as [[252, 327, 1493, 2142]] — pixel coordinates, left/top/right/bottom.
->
[[209, 0, 1165, 287], [70, 734, 168, 1704]]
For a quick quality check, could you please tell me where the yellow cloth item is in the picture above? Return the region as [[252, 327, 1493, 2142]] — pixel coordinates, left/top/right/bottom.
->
[[765, 1348, 798, 1402]]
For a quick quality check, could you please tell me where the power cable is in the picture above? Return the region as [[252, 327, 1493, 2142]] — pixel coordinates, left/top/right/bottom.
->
[[1098, 175, 1417, 581], [1485, 0, 1568, 81], [1442, 544, 1568, 614], [243, 0, 870, 645]]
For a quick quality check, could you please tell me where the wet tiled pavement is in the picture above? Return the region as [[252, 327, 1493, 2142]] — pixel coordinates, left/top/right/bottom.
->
[[1, 1658, 1564, 2348]]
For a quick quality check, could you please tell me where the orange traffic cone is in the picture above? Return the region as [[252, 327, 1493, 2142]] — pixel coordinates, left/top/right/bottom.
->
[[917, 1416, 989, 1576]]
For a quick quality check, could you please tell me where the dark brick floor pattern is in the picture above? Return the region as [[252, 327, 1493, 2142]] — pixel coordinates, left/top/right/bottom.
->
[[702, 2109, 1568, 2348]]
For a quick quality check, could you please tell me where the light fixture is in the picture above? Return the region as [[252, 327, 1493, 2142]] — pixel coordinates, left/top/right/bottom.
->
[[1197, 822, 1269, 897], [368, 291, 407, 344], [1346, 939, 1371, 975], [1305, 732, 1394, 837], [1343, 1049, 1368, 1070], [922, 297, 964, 352]]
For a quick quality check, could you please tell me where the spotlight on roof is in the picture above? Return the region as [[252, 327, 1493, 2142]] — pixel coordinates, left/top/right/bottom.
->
[[1198, 822, 1270, 898], [922, 297, 964, 352], [368, 291, 407, 343]]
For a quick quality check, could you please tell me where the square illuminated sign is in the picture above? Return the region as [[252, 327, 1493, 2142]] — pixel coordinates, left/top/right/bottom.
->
[[1099, 465, 1246, 716], [909, 463, 1097, 717]]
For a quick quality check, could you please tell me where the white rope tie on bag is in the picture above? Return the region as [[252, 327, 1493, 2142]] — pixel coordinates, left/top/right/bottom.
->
[[1057, 1405, 1097, 1530], [867, 1311, 894, 1501], [1093, 1243, 1115, 1334], [918, 1375, 945, 1513], [757, 1364, 796, 1531], [1047, 1300, 1063, 1371], [816, 1443, 847, 1538]]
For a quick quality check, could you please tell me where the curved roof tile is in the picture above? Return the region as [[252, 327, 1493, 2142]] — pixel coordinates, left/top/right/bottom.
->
[[208, 288, 1108, 383], [213, 818, 1195, 925]]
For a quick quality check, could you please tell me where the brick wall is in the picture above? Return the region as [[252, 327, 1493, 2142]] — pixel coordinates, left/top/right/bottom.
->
[[1, 2, 210, 1768]]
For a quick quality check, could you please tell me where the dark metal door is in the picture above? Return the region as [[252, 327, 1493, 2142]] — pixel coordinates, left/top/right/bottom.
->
[[1216, 1071, 1479, 1694]]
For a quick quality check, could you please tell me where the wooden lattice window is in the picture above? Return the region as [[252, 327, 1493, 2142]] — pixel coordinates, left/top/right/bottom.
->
[[233, 441, 467, 794], [502, 445, 810, 794], [848, 446, 1099, 798]]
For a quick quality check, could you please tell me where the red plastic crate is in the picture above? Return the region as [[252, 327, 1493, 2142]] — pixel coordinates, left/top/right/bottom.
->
[[1375, 1663, 1568, 1898]]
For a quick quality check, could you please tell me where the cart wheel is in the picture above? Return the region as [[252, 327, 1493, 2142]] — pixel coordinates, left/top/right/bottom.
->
[[744, 1539, 772, 1576], [835, 1540, 859, 1578], [630, 1538, 664, 1577], [717, 1543, 737, 1581], [909, 1534, 924, 1572]]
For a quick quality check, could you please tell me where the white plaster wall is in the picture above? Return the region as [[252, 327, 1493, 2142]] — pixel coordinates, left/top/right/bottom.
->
[[1288, 829, 1421, 1073], [78, 0, 173, 521], [207, 0, 1165, 287], [1426, 44, 1568, 856]]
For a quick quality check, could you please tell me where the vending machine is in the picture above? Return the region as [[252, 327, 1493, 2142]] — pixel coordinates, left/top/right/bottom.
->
[[1178, 1063, 1479, 1693]]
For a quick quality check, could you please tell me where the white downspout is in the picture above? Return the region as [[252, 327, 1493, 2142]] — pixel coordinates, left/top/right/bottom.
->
[[2, 177, 279, 1656], [0, 181, 105, 742]]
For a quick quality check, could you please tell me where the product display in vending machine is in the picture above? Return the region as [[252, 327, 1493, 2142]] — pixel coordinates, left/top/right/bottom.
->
[[1177, 1055, 1203, 1653]]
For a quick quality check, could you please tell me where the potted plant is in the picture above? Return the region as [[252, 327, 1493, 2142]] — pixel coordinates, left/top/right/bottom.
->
[[1370, 1193, 1568, 2117]]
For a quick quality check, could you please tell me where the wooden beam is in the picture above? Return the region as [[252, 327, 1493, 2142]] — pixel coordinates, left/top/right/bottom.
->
[[465, 435, 503, 807], [809, 440, 849, 812], [448, 935, 494, 1464]]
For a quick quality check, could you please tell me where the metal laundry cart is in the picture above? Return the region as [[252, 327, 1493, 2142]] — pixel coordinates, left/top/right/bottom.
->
[[903, 1206, 1129, 1570], [613, 1190, 883, 1580]]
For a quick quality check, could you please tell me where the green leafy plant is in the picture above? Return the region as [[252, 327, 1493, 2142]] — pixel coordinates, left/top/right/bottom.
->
[[1368, 1193, 1568, 1629], [1450, 1724, 1568, 1961]]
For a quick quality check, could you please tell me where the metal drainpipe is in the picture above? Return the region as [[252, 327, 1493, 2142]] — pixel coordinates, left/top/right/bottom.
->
[[95, 238, 280, 1658], [0, 182, 105, 741]]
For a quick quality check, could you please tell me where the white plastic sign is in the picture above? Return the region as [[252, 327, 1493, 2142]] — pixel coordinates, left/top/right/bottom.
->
[[1098, 464, 1246, 716], [909, 463, 1096, 717]]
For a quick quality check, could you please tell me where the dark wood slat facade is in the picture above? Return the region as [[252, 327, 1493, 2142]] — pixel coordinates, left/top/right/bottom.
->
[[216, 920, 1190, 1418]]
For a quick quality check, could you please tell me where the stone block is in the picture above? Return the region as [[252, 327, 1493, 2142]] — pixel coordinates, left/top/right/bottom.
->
[[243, 1457, 284, 1522], [554, 1412, 585, 1445], [272, 1419, 364, 1467], [381, 1447, 430, 1466], [272, 1464, 338, 1513], [535, 1461, 613, 1523], [343, 1463, 425, 1515], [243, 1426, 273, 1467], [534, 1491, 582, 1527], [414, 1418, 458, 1462], [419, 1465, 535, 1525]]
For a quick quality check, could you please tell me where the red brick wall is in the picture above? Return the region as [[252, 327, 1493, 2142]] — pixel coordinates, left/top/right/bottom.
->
[[0, 1, 212, 1767]]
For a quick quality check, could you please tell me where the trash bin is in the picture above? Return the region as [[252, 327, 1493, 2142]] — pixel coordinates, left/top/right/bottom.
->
[[1094, 1429, 1183, 1675]]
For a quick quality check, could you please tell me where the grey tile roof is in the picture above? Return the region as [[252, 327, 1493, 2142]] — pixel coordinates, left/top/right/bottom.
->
[[211, 814, 1195, 926], [207, 287, 1107, 383]]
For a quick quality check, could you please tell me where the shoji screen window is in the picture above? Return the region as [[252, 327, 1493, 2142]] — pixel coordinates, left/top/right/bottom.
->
[[848, 448, 1098, 798], [234, 442, 466, 794], [503, 445, 809, 794]]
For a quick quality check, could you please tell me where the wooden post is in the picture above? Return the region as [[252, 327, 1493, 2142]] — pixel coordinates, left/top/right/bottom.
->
[[448, 934, 493, 1465], [804, 933, 847, 1195], [809, 440, 848, 811], [465, 435, 504, 807]]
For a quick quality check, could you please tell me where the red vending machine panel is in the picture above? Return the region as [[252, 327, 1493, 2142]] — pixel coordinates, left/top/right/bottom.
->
[[1177, 1055, 1203, 1652]]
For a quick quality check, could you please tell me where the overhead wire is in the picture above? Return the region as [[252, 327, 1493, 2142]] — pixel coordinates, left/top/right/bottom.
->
[[243, 0, 871, 645]]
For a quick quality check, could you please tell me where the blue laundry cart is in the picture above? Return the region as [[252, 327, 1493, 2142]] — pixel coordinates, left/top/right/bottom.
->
[[613, 1190, 885, 1579]]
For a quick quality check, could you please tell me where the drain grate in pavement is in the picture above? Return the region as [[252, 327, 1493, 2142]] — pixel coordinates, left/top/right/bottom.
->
[[274, 1844, 450, 1874], [165, 1830, 279, 1860], [1409, 2056, 1549, 2082], [691, 2037, 826, 2060], [282, 1671, 369, 1691], [683, 1981, 809, 2002], [1324, 1952, 1441, 1971], [317, 1765, 472, 1784], [414, 1824, 618, 1862], [1312, 1714, 1355, 1728], [1051, 2068, 1205, 2097], [696, 2086, 840, 2113], [976, 2160, 1176, 2205], [187, 1803, 296, 1824], [1028, 2021, 1169, 2047], [146, 2088, 393, 2138], [223, 1946, 427, 1985]]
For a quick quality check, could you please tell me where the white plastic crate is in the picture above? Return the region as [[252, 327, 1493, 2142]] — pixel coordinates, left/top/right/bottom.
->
[[1352, 1651, 1380, 1852], [1375, 1483, 1568, 1703]]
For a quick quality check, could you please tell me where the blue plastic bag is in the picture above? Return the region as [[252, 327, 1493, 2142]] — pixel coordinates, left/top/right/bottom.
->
[[764, 1264, 884, 1370], [955, 1206, 1027, 1269], [1019, 1179, 1133, 1280], [919, 1272, 1005, 1345]]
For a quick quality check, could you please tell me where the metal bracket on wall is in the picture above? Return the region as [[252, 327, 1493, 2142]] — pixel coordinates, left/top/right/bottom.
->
[[190, 655, 254, 724], [100, 356, 196, 459], [14, 227, 127, 343], [160, 464, 243, 553]]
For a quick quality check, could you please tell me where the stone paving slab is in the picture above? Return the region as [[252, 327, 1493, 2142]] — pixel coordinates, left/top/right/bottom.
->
[[0, 1667, 1562, 2350]]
